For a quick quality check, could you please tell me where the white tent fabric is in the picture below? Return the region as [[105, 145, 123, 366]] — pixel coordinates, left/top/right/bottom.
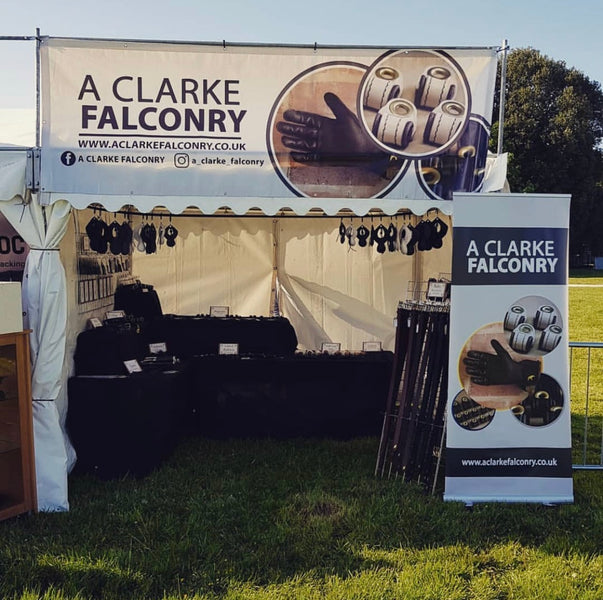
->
[[134, 217, 274, 316], [276, 217, 452, 350], [482, 152, 509, 193], [0, 149, 72, 512], [42, 192, 455, 218], [134, 215, 453, 352]]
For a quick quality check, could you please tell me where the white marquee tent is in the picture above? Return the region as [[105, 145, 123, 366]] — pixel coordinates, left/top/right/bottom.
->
[[0, 37, 508, 511]]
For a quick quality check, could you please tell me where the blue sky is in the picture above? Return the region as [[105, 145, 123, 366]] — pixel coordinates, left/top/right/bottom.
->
[[1, 0, 602, 111]]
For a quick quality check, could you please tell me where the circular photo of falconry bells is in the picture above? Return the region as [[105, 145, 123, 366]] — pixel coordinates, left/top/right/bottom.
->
[[416, 118, 490, 201], [451, 390, 496, 431], [458, 322, 543, 410], [269, 63, 408, 199], [359, 49, 470, 159], [511, 373, 564, 427], [503, 295, 563, 357]]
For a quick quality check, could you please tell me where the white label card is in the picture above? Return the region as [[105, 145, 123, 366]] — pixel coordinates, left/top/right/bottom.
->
[[321, 342, 341, 354], [427, 281, 448, 299], [210, 306, 230, 317], [219, 343, 239, 355], [88, 317, 103, 329], [363, 341, 383, 352], [123, 359, 142, 373], [149, 342, 167, 354], [105, 310, 126, 320]]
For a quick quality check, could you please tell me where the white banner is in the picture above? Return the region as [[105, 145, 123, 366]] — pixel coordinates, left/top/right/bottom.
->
[[444, 193, 573, 504], [39, 38, 497, 213]]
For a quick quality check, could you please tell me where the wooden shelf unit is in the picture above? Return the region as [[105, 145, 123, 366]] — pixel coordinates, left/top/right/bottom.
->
[[0, 330, 37, 521]]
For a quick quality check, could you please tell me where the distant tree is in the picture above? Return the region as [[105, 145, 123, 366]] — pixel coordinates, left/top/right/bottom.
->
[[491, 47, 603, 257]]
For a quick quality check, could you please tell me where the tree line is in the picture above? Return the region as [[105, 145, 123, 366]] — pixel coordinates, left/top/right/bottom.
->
[[491, 47, 603, 260]]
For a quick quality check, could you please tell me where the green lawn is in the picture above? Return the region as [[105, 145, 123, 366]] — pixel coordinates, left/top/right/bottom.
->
[[0, 271, 601, 600], [1, 437, 602, 600], [569, 270, 603, 466]]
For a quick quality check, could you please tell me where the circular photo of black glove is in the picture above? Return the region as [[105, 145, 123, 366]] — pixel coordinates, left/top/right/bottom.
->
[[503, 295, 563, 357], [268, 64, 408, 199], [451, 390, 496, 431], [359, 50, 470, 159], [416, 119, 490, 200], [459, 322, 542, 410], [511, 374, 564, 427]]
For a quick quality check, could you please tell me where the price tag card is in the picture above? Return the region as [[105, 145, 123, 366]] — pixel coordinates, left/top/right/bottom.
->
[[210, 306, 230, 318], [149, 342, 167, 354], [88, 317, 103, 329], [362, 341, 383, 352], [105, 310, 126, 320], [219, 343, 239, 355], [321, 342, 341, 354], [427, 280, 448, 300], [123, 359, 142, 373]]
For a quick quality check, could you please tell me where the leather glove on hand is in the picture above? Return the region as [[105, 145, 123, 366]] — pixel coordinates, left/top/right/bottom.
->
[[463, 339, 540, 389], [276, 92, 389, 172]]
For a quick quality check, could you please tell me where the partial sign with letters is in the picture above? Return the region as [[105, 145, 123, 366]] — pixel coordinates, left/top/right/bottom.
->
[[0, 212, 29, 282]]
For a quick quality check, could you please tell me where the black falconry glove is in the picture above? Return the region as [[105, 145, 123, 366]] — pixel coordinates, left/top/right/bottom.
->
[[463, 339, 541, 390], [276, 92, 389, 173]]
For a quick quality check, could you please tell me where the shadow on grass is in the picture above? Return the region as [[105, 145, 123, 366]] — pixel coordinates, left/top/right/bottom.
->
[[1, 436, 601, 599]]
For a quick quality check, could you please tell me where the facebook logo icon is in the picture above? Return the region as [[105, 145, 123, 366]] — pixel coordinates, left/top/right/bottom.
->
[[60, 151, 77, 166]]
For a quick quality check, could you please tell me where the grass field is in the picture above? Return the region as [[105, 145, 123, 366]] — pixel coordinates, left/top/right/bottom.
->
[[0, 271, 601, 600], [568, 271, 603, 466]]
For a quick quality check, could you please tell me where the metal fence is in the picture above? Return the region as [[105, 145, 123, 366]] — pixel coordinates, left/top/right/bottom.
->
[[570, 341, 603, 470]]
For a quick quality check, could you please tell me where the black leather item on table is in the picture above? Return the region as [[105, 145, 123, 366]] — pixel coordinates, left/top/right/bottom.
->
[[74, 327, 147, 376], [114, 283, 163, 320], [67, 369, 190, 479], [144, 315, 298, 359]]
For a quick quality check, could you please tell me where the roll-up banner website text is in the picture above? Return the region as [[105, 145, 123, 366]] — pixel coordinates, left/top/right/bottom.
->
[[445, 193, 573, 504], [39, 38, 497, 207]]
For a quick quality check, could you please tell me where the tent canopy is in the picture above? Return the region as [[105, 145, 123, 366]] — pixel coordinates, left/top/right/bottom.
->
[[0, 36, 508, 513]]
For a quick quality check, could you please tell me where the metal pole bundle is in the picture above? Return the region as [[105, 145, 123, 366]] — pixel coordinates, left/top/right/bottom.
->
[[375, 300, 450, 491]]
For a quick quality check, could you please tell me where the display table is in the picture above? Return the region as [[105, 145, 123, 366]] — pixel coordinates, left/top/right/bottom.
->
[[68, 315, 393, 478], [189, 352, 393, 439], [144, 314, 298, 358], [67, 369, 189, 479]]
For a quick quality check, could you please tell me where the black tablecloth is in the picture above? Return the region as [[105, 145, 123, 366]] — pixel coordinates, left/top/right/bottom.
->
[[67, 369, 189, 478], [190, 352, 393, 439], [144, 315, 298, 358]]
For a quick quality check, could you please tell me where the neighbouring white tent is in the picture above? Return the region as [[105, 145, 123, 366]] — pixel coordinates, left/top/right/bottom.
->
[[0, 148, 73, 511]]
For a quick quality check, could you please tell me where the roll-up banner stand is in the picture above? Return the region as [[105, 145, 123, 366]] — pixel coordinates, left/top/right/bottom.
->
[[445, 193, 573, 504], [38, 38, 498, 213]]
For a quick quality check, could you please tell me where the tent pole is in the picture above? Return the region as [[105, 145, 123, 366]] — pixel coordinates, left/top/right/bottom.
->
[[35, 28, 41, 148], [496, 39, 509, 155], [270, 218, 280, 316]]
